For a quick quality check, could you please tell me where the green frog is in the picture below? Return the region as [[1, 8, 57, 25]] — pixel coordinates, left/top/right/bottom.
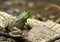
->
[[8, 11, 30, 37]]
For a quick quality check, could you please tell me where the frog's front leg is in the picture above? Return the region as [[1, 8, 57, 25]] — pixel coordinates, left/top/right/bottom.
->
[[8, 27, 22, 37], [9, 31, 22, 37]]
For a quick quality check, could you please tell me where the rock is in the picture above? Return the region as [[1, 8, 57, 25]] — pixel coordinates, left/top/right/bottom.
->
[[55, 39, 60, 42], [0, 11, 16, 28], [27, 19, 45, 27], [45, 20, 60, 33], [0, 36, 15, 42], [27, 19, 60, 33], [27, 19, 60, 42], [27, 26, 57, 42]]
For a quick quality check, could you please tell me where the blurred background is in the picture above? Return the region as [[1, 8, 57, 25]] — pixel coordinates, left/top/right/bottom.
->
[[0, 0, 60, 42], [0, 0, 60, 21]]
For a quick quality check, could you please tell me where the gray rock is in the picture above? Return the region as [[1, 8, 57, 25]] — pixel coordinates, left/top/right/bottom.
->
[[27, 19, 60, 42]]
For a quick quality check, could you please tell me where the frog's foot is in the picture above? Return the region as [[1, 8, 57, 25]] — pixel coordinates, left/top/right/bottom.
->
[[9, 31, 22, 37]]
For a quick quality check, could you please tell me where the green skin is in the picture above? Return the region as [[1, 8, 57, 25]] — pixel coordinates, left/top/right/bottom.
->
[[15, 11, 30, 28], [9, 11, 30, 37]]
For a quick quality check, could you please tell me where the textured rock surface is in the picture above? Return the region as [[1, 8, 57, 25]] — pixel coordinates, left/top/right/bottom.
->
[[27, 27, 57, 42], [45, 20, 60, 33], [27, 19, 60, 33], [27, 19, 60, 42], [27, 19, 45, 27], [0, 11, 16, 28]]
